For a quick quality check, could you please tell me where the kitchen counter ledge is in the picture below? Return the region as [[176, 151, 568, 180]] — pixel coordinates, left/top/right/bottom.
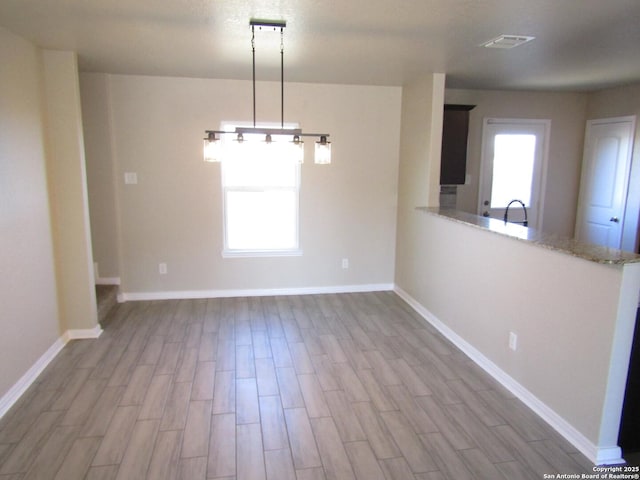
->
[[418, 207, 640, 265]]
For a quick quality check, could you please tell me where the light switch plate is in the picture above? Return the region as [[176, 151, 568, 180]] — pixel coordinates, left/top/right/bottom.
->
[[124, 172, 138, 184]]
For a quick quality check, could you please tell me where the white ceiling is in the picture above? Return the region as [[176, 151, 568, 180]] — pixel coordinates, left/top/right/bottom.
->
[[1, 0, 639, 91]]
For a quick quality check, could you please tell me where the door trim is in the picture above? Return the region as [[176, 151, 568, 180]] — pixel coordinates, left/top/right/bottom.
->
[[477, 118, 551, 230]]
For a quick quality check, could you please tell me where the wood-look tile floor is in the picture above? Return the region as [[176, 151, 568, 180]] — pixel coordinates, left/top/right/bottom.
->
[[0, 291, 596, 479]]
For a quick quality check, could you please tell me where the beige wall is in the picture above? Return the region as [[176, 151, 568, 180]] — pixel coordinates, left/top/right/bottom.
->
[[81, 73, 121, 280], [81, 74, 402, 296], [0, 29, 60, 398], [445, 89, 588, 237], [395, 77, 640, 462], [394, 74, 445, 297], [43, 51, 98, 332], [396, 75, 445, 211], [0, 32, 99, 404], [398, 212, 640, 460]]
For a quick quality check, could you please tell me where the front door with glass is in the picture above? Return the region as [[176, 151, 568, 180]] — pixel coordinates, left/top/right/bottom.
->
[[478, 118, 550, 229]]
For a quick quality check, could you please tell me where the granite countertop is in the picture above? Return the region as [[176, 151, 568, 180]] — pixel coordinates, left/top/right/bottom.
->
[[418, 207, 640, 265]]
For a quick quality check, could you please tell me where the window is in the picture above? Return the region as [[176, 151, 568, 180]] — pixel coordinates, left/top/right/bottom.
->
[[221, 125, 301, 257]]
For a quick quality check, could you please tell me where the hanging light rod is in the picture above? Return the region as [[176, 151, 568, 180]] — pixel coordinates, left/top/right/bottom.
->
[[205, 128, 329, 138], [249, 19, 286, 29]]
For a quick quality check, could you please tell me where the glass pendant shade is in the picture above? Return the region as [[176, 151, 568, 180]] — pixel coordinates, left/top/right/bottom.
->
[[203, 133, 221, 162], [292, 136, 304, 164], [314, 136, 331, 164]]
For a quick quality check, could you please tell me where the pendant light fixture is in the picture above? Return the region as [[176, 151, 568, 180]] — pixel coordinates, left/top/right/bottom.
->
[[204, 19, 331, 164]]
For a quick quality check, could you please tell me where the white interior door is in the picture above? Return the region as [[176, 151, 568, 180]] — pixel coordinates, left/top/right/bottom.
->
[[478, 119, 550, 229], [575, 116, 636, 249]]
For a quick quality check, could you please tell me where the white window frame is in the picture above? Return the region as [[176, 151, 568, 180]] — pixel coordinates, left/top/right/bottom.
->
[[220, 122, 303, 258]]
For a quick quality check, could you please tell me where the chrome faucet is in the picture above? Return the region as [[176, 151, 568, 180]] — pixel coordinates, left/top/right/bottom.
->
[[504, 199, 528, 227]]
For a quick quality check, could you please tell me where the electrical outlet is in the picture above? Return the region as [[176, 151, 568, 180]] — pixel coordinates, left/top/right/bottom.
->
[[509, 332, 518, 351], [342, 258, 349, 269], [159, 263, 167, 275]]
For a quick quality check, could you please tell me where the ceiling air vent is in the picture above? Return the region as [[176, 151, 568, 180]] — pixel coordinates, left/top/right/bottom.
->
[[481, 34, 535, 49]]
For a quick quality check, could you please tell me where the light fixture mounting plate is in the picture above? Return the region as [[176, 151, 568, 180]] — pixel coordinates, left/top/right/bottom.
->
[[249, 19, 286, 29]]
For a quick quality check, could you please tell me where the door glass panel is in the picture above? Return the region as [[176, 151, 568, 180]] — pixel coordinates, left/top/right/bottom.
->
[[490, 134, 536, 208]]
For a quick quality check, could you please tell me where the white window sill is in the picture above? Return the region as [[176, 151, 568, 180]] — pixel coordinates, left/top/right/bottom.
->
[[221, 248, 303, 258]]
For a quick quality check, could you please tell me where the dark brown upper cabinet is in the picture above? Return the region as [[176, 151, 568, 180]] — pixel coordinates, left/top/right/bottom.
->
[[440, 104, 475, 185]]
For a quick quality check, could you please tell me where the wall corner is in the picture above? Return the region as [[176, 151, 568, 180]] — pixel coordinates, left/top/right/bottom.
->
[[42, 49, 98, 333]]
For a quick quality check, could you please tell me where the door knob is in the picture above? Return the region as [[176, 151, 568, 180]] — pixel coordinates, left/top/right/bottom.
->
[[482, 211, 490, 217], [610, 217, 619, 223]]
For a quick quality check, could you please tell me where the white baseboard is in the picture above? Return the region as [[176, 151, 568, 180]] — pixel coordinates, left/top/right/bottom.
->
[[63, 325, 103, 342], [119, 283, 394, 302], [0, 337, 66, 419], [0, 324, 103, 420], [393, 285, 621, 466], [96, 277, 120, 286]]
